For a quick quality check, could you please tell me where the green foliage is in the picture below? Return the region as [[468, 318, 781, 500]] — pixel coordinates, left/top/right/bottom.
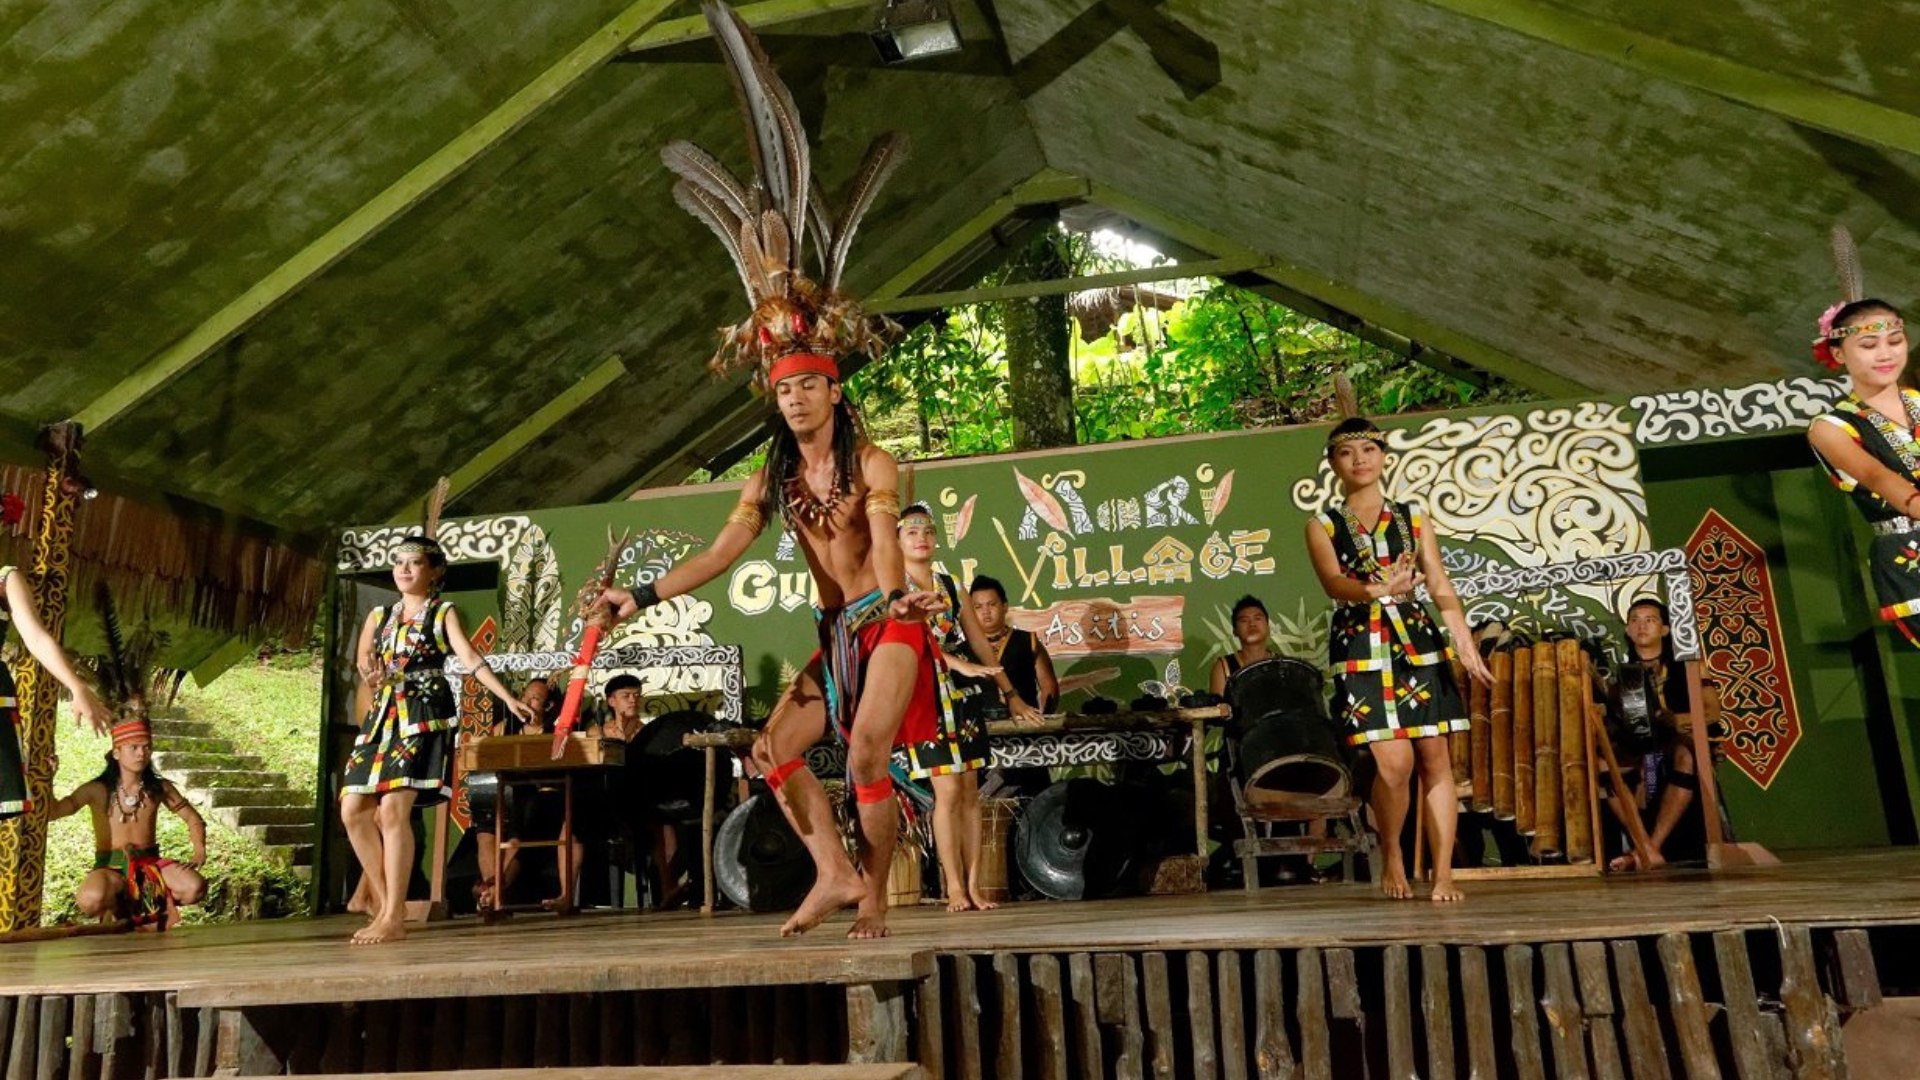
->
[[844, 278, 1532, 463]]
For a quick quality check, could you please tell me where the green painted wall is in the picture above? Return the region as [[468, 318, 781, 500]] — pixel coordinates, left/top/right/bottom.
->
[[1641, 438, 1895, 850]]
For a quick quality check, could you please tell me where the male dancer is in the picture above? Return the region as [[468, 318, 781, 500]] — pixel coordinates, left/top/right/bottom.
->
[[603, 374, 938, 937], [50, 719, 207, 929], [603, 2, 928, 938]]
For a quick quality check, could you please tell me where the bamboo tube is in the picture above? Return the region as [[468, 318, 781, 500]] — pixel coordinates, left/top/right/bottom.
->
[[1468, 653, 1492, 813], [1449, 657, 1471, 788], [1557, 638, 1592, 862], [1512, 644, 1536, 835], [1490, 649, 1515, 820], [1532, 641, 1562, 857]]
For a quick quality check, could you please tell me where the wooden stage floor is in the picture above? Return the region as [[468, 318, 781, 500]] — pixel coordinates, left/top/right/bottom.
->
[[5, 849, 1918, 1008]]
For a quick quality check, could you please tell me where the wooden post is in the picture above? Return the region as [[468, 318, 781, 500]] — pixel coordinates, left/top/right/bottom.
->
[[1191, 716, 1209, 858], [702, 746, 717, 914], [1557, 641, 1591, 862], [1489, 650, 1514, 820], [1513, 644, 1535, 835], [1468, 661, 1492, 814], [845, 982, 911, 1064], [1532, 645, 1561, 858], [0, 425, 83, 932]]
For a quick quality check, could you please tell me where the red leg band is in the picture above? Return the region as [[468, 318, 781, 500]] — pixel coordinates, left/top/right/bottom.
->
[[764, 758, 806, 792], [854, 778, 894, 805]]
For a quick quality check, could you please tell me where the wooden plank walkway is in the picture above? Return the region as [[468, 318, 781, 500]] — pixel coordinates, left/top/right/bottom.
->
[[0, 850, 1915, 1007]]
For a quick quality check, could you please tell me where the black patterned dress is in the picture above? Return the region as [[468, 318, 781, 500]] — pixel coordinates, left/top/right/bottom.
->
[[0, 566, 27, 820], [1810, 389, 1920, 648], [904, 572, 990, 779], [1317, 500, 1467, 746], [341, 599, 458, 805]]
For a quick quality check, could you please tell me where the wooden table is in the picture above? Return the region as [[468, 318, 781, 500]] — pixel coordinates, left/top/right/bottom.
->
[[459, 734, 625, 920], [683, 705, 1230, 913]]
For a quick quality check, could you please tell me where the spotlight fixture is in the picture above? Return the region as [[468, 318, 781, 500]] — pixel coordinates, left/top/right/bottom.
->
[[870, 0, 962, 64]]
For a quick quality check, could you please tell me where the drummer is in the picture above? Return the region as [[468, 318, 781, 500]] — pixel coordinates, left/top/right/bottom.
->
[[1208, 596, 1279, 696], [588, 674, 688, 909]]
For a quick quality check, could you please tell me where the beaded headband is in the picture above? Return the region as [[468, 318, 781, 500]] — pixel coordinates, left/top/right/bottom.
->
[[1326, 427, 1388, 452], [111, 719, 151, 747], [395, 538, 443, 557]]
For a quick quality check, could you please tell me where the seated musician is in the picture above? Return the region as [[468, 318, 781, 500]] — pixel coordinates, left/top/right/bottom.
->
[[589, 674, 688, 909], [1208, 595, 1279, 696], [1603, 597, 1707, 871], [969, 576, 1056, 798], [475, 676, 582, 907], [48, 720, 207, 930]]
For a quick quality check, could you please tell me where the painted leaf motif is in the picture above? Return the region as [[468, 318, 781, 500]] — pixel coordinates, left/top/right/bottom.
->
[[951, 494, 978, 543], [1209, 470, 1235, 523], [1015, 468, 1072, 533]]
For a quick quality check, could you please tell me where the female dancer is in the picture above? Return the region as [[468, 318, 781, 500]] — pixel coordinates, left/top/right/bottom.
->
[[897, 503, 1019, 910], [1805, 295, 1920, 647], [1, 564, 110, 822], [1305, 419, 1490, 902], [342, 537, 532, 943]]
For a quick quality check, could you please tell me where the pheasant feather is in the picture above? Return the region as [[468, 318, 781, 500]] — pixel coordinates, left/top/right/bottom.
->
[[1831, 224, 1865, 304]]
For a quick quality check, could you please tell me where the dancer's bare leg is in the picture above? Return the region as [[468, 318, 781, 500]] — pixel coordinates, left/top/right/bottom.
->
[[960, 773, 996, 910], [1414, 739, 1464, 902], [340, 794, 386, 927], [931, 772, 971, 911], [847, 642, 916, 940], [752, 662, 863, 936], [357, 790, 419, 944], [1368, 742, 1416, 900]]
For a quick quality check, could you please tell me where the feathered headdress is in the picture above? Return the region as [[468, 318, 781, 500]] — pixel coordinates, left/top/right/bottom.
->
[[1813, 225, 1903, 369], [664, 1, 909, 390], [90, 582, 168, 726], [395, 476, 450, 565]]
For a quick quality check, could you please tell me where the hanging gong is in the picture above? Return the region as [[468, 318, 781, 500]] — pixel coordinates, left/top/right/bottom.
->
[[633, 710, 727, 826], [713, 793, 815, 912], [1014, 778, 1142, 901]]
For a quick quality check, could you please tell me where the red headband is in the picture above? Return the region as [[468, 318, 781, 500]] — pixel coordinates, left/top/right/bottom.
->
[[768, 352, 840, 386], [111, 719, 150, 747]]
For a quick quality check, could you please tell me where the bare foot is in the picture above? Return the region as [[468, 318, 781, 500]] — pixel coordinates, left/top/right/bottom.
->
[[780, 875, 865, 937], [1430, 876, 1465, 903], [946, 896, 973, 913], [1608, 850, 1664, 873], [848, 907, 892, 940], [1379, 859, 1414, 901], [968, 891, 999, 911], [352, 918, 408, 945]]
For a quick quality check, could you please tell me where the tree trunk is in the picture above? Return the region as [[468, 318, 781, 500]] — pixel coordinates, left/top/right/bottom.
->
[[1002, 228, 1075, 450]]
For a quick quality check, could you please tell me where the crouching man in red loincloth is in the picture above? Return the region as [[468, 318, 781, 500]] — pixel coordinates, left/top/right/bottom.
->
[[49, 719, 207, 930]]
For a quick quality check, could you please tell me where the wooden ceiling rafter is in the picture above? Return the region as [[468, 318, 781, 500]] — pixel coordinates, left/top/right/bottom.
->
[[1408, 0, 1920, 158]]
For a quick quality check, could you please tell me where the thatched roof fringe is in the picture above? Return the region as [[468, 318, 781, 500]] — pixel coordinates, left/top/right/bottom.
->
[[0, 466, 323, 643]]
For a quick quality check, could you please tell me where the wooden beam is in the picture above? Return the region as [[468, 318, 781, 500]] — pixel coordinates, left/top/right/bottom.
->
[[435, 356, 627, 506], [620, 0, 876, 56], [1410, 0, 1920, 158], [71, 0, 682, 434], [869, 257, 1263, 314], [1084, 178, 1592, 397]]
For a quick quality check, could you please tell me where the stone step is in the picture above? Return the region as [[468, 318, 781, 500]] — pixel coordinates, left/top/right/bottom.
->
[[226, 805, 313, 828], [171, 769, 281, 791], [286, 844, 314, 868], [155, 752, 265, 773], [243, 823, 317, 847], [149, 735, 233, 755], [148, 718, 215, 738], [203, 787, 310, 809]]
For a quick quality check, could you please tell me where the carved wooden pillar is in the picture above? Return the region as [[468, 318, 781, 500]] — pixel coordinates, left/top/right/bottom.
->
[[0, 423, 84, 930]]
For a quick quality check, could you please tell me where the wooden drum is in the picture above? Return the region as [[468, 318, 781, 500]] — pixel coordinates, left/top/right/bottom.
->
[[975, 797, 1019, 904]]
